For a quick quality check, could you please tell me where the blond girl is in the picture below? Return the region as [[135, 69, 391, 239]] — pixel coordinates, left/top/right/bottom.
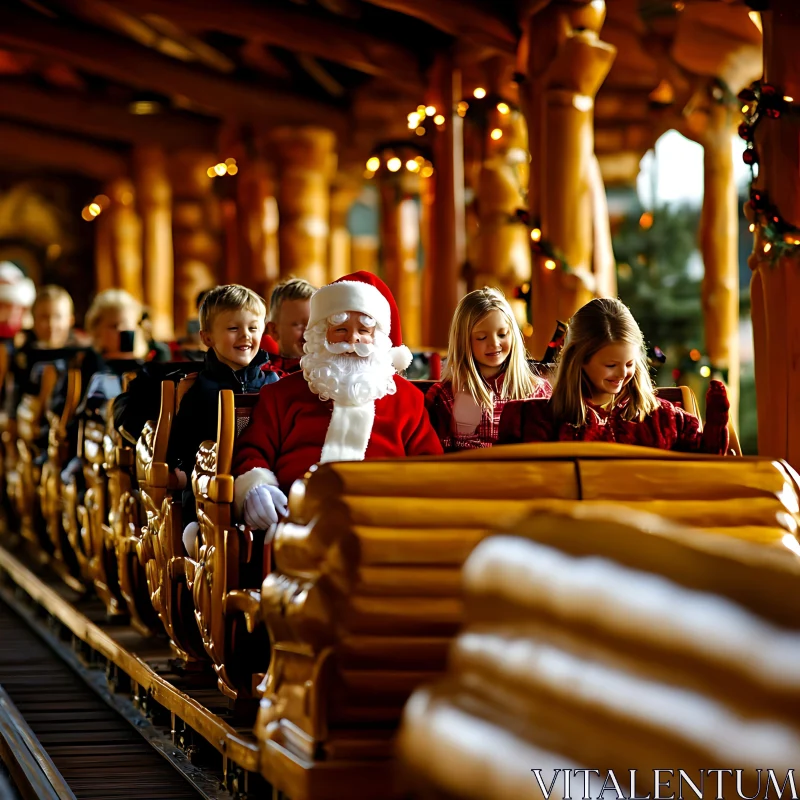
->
[[498, 297, 730, 453], [426, 287, 550, 451]]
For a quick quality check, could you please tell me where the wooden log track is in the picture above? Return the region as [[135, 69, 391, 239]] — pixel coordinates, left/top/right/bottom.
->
[[0, 80, 219, 151], [112, 0, 424, 87], [0, 683, 74, 800], [0, 6, 347, 131], [0, 595, 225, 799]]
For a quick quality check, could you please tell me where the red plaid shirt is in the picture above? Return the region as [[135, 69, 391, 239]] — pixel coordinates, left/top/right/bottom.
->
[[425, 372, 551, 451]]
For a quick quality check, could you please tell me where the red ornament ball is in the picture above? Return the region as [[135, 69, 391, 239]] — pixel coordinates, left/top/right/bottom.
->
[[761, 84, 777, 97], [743, 149, 758, 166], [738, 122, 752, 140]]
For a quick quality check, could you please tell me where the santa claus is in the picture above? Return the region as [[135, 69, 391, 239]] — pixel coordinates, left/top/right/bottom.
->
[[0, 262, 36, 340], [232, 271, 443, 529]]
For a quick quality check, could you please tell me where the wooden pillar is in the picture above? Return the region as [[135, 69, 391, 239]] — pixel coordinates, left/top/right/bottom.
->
[[169, 151, 221, 337], [95, 179, 143, 300], [525, 0, 616, 357], [425, 54, 466, 349], [329, 175, 362, 283], [133, 146, 174, 340], [699, 98, 740, 423], [271, 127, 336, 287], [472, 101, 531, 333], [379, 168, 422, 348], [749, 0, 800, 463], [237, 158, 280, 299]]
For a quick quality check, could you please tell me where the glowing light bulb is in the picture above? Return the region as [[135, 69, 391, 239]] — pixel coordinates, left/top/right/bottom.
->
[[785, 96, 794, 103], [227, 164, 239, 175], [433, 114, 445, 125], [88, 203, 101, 217], [421, 165, 434, 178], [749, 223, 755, 233], [764, 242, 772, 253], [415, 127, 426, 136], [699, 366, 711, 377], [531, 228, 542, 242], [387, 157, 402, 172], [207, 167, 216, 178], [544, 259, 557, 270], [425, 105, 436, 116], [366, 156, 380, 172], [473, 87, 486, 99], [497, 102, 510, 114], [406, 160, 420, 172], [490, 128, 503, 140], [225, 157, 237, 166], [214, 163, 227, 176]]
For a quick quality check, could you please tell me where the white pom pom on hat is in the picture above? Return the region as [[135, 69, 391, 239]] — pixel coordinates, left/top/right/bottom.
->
[[309, 271, 413, 373], [0, 262, 35, 307]]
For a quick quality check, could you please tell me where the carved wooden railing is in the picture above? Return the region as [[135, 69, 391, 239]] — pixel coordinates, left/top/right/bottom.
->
[[184, 391, 268, 700], [250, 444, 800, 799], [39, 368, 84, 591], [8, 364, 58, 556], [398, 504, 800, 800], [137, 375, 207, 662]]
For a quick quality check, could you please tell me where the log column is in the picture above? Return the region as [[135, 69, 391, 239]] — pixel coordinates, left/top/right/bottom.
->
[[472, 102, 531, 333], [133, 146, 174, 340], [378, 167, 423, 348], [169, 151, 221, 337], [749, 0, 800, 463], [524, 0, 616, 357], [95, 179, 143, 300], [425, 54, 466, 349], [329, 175, 362, 283], [270, 127, 336, 287], [237, 157, 280, 299], [697, 95, 741, 423]]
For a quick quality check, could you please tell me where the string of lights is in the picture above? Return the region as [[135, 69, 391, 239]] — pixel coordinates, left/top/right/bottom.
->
[[738, 81, 800, 262]]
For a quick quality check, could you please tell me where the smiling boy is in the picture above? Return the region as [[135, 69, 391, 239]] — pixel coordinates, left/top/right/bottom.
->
[[263, 277, 315, 377], [168, 285, 277, 536]]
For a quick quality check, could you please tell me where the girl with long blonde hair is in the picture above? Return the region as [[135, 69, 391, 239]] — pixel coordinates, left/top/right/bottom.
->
[[498, 298, 730, 453], [426, 287, 550, 451]]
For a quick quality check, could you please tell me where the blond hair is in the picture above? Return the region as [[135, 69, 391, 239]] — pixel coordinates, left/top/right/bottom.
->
[[443, 287, 543, 409], [85, 289, 141, 332], [33, 285, 74, 314], [269, 277, 316, 322], [199, 284, 266, 331], [551, 297, 659, 425]]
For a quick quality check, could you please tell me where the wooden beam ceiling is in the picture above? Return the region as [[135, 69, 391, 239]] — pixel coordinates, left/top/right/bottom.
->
[[358, 0, 517, 54], [0, 6, 347, 131], [112, 0, 424, 87], [0, 80, 219, 150], [0, 120, 126, 180]]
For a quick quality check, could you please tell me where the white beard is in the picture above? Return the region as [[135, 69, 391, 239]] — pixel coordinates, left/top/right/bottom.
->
[[301, 347, 397, 406]]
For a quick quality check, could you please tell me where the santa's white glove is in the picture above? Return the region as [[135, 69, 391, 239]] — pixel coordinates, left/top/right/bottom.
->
[[243, 484, 288, 530], [182, 521, 199, 560]]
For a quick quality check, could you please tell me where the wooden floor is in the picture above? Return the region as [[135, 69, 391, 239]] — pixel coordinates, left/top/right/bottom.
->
[[0, 543, 272, 799]]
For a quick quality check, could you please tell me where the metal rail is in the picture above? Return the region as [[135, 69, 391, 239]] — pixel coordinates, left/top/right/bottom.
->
[[0, 685, 75, 800]]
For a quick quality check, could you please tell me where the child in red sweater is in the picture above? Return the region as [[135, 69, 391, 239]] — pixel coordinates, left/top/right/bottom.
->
[[262, 277, 315, 377], [498, 297, 730, 453], [426, 288, 551, 451]]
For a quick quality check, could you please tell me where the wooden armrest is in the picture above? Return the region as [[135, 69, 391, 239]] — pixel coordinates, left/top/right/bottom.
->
[[224, 589, 262, 633]]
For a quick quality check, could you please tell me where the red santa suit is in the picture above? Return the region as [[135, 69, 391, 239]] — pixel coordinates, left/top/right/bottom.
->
[[233, 371, 441, 495], [232, 271, 443, 516]]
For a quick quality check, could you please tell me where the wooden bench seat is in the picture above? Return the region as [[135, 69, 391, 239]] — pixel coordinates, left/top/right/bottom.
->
[[397, 504, 800, 799], [249, 443, 799, 799]]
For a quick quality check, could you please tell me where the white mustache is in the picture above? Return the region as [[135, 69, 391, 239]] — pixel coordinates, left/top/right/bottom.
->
[[324, 340, 374, 357]]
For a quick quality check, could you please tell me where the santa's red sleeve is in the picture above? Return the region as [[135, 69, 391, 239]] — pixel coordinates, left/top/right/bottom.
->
[[404, 383, 444, 456], [671, 380, 730, 455], [231, 383, 282, 517], [497, 399, 554, 444]]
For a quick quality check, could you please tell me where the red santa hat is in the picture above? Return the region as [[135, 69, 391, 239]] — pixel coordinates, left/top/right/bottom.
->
[[308, 271, 413, 372], [0, 262, 35, 308]]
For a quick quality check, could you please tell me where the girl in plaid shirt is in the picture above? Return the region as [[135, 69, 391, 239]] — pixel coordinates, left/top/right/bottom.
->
[[425, 288, 551, 451]]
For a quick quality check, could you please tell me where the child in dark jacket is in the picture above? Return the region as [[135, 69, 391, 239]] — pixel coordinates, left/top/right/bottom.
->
[[262, 277, 315, 378], [168, 285, 278, 555]]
